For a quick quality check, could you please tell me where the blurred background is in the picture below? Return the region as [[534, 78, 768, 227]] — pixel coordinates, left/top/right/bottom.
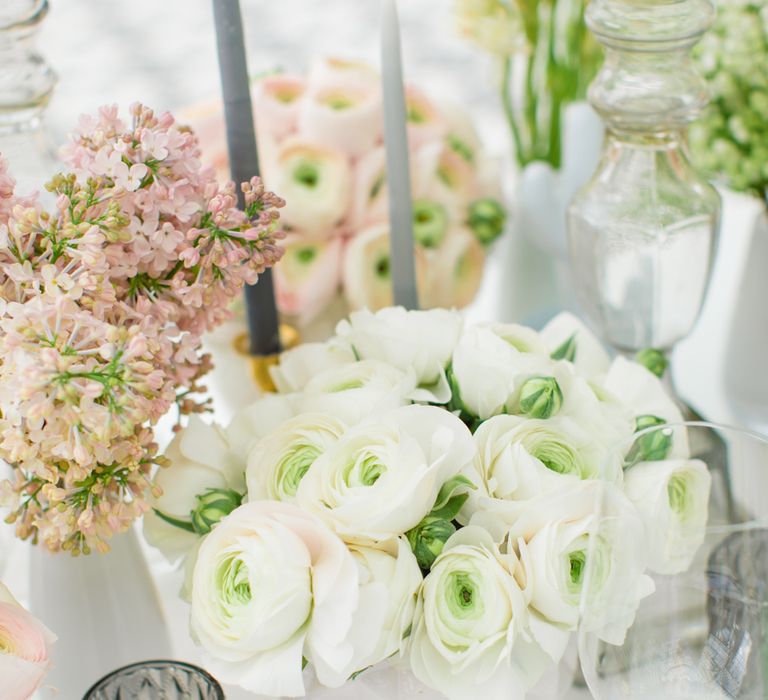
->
[[41, 1, 507, 149]]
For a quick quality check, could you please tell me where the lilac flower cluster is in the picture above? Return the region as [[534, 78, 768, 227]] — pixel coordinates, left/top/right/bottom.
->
[[0, 104, 284, 554]]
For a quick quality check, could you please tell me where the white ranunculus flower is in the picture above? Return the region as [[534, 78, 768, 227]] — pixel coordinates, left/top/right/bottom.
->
[[144, 416, 244, 562], [336, 307, 463, 403], [226, 393, 300, 464], [461, 414, 624, 527], [509, 482, 655, 645], [246, 412, 348, 503], [190, 501, 364, 697], [270, 341, 356, 394], [409, 527, 560, 700], [297, 405, 476, 543], [505, 358, 634, 447], [484, 321, 548, 355], [342, 537, 423, 676], [299, 359, 416, 424], [624, 459, 711, 574], [450, 326, 531, 420], [603, 356, 689, 459], [540, 312, 611, 378]]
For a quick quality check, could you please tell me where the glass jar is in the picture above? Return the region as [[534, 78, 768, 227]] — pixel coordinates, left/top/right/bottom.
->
[[0, 0, 57, 193], [567, 0, 720, 353]]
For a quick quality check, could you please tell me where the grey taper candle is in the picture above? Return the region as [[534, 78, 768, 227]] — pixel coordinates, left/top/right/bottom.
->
[[212, 0, 281, 355], [381, 0, 419, 310]]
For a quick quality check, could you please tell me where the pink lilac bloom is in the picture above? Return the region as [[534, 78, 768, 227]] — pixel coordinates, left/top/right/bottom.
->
[[0, 104, 284, 555]]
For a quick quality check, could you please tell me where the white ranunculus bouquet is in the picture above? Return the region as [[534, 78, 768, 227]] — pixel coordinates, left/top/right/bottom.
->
[[147, 307, 712, 699]]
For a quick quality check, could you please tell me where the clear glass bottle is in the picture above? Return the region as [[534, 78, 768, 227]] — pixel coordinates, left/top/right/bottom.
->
[[0, 0, 57, 193], [567, 0, 720, 353]]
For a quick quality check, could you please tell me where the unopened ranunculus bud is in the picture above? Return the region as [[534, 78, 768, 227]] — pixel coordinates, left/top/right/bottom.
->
[[191, 488, 243, 535], [467, 197, 506, 245], [407, 516, 456, 571], [635, 348, 668, 378], [518, 375, 563, 419], [625, 415, 671, 467], [413, 200, 449, 248]]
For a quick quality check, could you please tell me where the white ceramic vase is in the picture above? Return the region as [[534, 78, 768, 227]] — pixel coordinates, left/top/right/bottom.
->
[[30, 526, 172, 698], [503, 102, 603, 326], [721, 206, 768, 432]]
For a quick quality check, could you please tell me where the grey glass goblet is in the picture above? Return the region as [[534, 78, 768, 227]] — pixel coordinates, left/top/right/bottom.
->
[[83, 660, 224, 700]]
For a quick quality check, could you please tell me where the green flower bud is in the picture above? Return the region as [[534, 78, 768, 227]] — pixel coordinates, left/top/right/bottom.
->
[[407, 516, 457, 571], [518, 375, 564, 419], [625, 415, 672, 468], [635, 348, 668, 378], [413, 200, 449, 248], [467, 198, 506, 246], [191, 488, 243, 535], [550, 333, 577, 362]]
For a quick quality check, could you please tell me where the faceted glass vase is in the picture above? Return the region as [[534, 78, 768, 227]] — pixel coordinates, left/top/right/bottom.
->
[[83, 660, 224, 700]]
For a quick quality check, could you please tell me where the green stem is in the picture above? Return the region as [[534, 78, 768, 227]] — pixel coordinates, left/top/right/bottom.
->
[[501, 56, 525, 166]]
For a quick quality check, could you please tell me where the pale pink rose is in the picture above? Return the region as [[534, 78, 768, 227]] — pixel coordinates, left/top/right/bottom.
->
[[253, 74, 306, 141], [263, 139, 351, 237], [0, 582, 56, 700], [274, 232, 344, 322], [420, 228, 485, 309], [308, 56, 380, 92], [298, 84, 383, 158], [405, 86, 447, 149], [342, 224, 428, 311]]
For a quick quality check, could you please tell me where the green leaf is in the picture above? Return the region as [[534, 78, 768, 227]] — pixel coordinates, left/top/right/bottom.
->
[[550, 333, 577, 362], [624, 415, 672, 467], [431, 475, 476, 516]]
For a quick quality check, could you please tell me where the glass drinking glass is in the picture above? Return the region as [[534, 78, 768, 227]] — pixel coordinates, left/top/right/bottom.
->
[[579, 422, 768, 699], [83, 660, 225, 700]]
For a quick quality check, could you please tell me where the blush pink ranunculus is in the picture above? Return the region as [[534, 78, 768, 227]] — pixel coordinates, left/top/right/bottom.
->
[[404, 86, 447, 150], [263, 139, 351, 237], [349, 147, 388, 229], [420, 228, 486, 310], [0, 582, 56, 700], [298, 84, 383, 159], [308, 56, 380, 92], [274, 232, 344, 323], [253, 74, 307, 141], [342, 224, 429, 312]]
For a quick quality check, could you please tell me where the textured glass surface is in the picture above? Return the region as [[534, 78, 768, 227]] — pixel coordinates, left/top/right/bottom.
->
[[579, 423, 768, 699], [567, 0, 720, 353], [84, 660, 224, 700]]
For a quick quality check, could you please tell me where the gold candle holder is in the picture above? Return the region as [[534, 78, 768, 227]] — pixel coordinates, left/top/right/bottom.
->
[[233, 324, 300, 393]]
